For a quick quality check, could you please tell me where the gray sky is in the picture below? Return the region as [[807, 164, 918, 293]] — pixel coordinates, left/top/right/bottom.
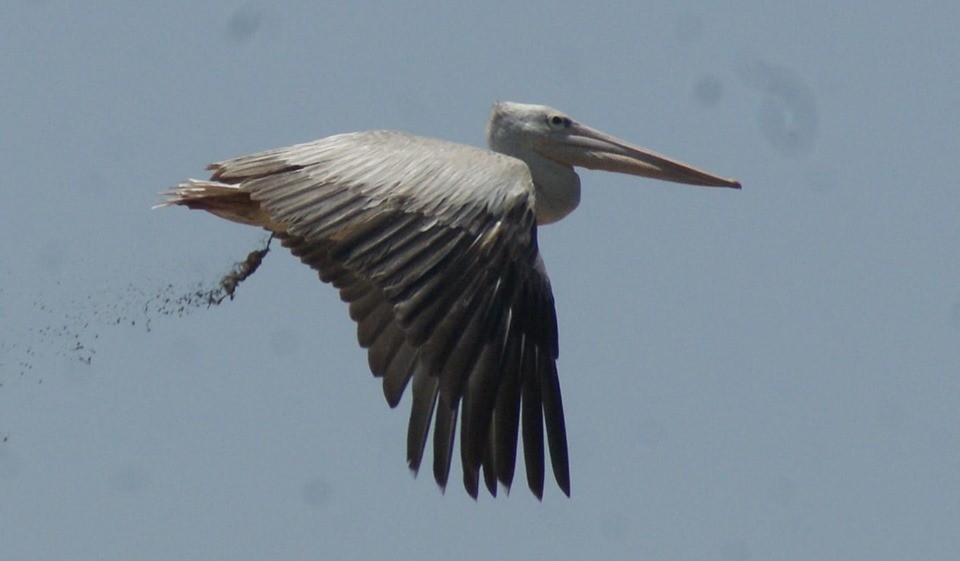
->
[[2, 2, 958, 560]]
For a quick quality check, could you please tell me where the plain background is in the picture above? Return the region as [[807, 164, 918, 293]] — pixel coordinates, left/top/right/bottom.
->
[[2, 2, 958, 560]]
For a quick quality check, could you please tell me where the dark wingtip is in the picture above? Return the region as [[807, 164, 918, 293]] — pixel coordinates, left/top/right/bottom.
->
[[482, 469, 498, 497], [555, 468, 572, 498], [464, 469, 480, 500], [407, 450, 423, 474], [529, 478, 544, 501]]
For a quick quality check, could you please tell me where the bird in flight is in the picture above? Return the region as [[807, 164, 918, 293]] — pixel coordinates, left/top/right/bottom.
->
[[159, 101, 740, 499]]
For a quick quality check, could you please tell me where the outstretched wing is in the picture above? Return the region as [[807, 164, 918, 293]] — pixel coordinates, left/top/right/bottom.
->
[[203, 131, 569, 498]]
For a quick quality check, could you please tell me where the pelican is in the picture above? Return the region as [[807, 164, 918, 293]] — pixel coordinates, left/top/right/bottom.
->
[[159, 102, 740, 499]]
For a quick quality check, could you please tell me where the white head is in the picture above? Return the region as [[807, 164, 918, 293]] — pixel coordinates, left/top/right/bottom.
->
[[486, 101, 740, 224]]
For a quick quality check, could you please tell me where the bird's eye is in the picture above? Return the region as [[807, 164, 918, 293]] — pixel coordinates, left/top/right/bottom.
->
[[548, 114, 571, 129]]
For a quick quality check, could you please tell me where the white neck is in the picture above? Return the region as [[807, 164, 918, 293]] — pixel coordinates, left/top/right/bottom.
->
[[488, 132, 581, 225], [524, 151, 581, 225]]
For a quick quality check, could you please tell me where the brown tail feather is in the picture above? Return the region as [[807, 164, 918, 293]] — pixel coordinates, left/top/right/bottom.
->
[[155, 180, 276, 229]]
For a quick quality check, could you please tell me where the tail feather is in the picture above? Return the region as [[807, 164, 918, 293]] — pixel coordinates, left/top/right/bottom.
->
[[155, 180, 274, 228]]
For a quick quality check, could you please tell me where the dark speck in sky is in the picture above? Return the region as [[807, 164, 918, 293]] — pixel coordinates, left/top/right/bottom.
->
[[739, 61, 818, 156], [227, 4, 265, 44], [693, 75, 723, 108], [301, 478, 333, 507]]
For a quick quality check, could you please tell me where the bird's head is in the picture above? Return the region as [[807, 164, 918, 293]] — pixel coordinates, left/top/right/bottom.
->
[[486, 101, 741, 189]]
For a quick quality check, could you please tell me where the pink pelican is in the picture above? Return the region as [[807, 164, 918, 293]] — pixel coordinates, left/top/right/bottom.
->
[[160, 102, 740, 498]]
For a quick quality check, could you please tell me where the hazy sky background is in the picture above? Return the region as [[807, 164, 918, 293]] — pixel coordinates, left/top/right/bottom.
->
[[2, 2, 958, 560]]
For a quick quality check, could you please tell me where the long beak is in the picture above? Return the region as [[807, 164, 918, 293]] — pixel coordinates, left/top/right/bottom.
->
[[540, 122, 741, 189]]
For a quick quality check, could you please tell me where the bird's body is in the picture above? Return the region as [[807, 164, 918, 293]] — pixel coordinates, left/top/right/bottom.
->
[[160, 102, 739, 499]]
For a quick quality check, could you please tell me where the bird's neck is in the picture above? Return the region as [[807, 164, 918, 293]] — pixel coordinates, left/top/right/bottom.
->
[[526, 152, 581, 225]]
